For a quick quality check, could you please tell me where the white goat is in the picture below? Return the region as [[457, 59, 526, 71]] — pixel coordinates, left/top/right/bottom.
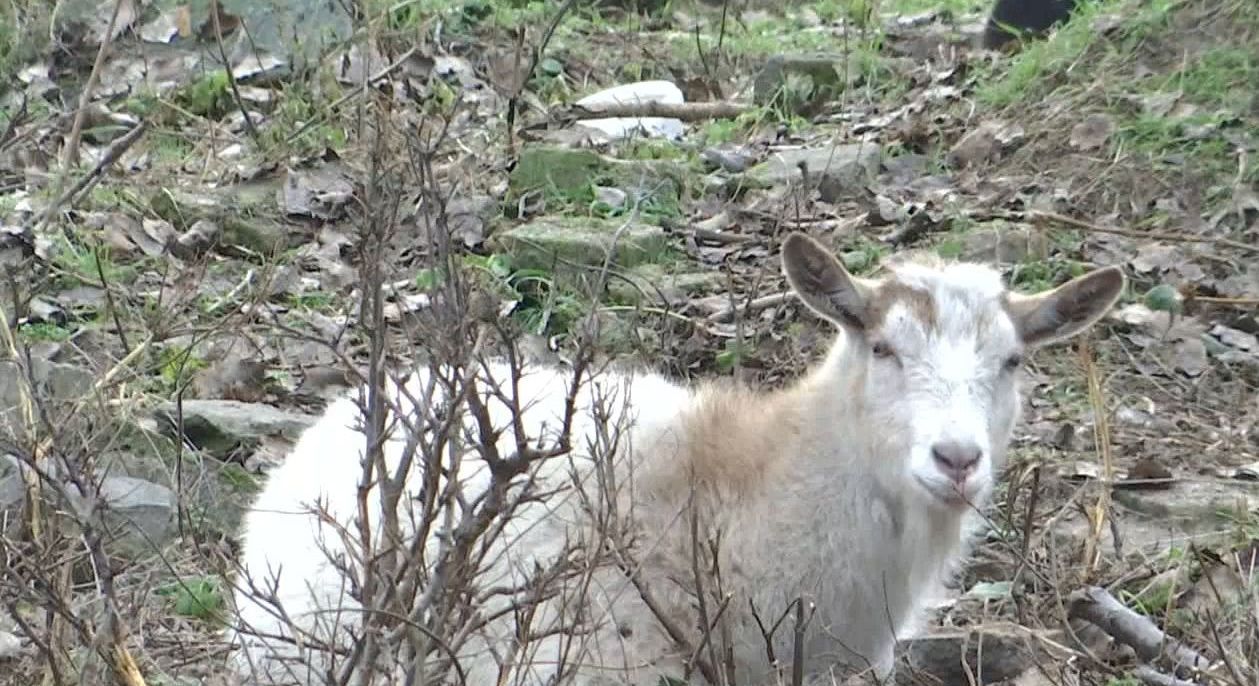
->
[[226, 231, 1124, 685]]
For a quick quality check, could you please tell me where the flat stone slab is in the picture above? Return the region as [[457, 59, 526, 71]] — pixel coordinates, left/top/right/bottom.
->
[[155, 400, 319, 458], [607, 264, 724, 305], [507, 146, 686, 210], [743, 143, 882, 188], [493, 216, 670, 271]]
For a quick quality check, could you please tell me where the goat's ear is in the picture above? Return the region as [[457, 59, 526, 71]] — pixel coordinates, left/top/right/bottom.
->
[[781, 232, 872, 331], [1006, 266, 1126, 347]]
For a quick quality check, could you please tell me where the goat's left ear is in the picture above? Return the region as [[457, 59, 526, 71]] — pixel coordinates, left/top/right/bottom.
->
[[1006, 266, 1126, 347], [781, 231, 873, 331]]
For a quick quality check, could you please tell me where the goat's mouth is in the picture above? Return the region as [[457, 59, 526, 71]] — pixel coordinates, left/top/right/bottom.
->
[[914, 475, 977, 510]]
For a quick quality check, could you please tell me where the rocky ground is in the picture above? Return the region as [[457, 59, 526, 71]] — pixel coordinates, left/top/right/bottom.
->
[[0, 0, 1257, 683]]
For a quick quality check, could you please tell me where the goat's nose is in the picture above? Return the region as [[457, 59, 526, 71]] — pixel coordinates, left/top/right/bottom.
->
[[931, 441, 982, 483]]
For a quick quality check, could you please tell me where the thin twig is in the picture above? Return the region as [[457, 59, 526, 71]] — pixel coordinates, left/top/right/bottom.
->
[[284, 46, 419, 145], [1079, 339, 1113, 580], [1025, 210, 1259, 255], [91, 241, 131, 354], [61, 0, 128, 169], [23, 120, 150, 233], [693, 227, 759, 245], [0, 295, 43, 541], [505, 0, 579, 150], [209, 0, 258, 141], [1187, 295, 1259, 307]]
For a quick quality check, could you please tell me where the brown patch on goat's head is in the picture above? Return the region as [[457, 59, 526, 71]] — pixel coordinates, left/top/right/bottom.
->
[[866, 280, 938, 334], [782, 232, 1126, 349], [781, 232, 938, 335]]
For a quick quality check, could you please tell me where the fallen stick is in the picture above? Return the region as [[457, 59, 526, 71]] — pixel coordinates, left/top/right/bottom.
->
[[1067, 586, 1212, 676], [707, 291, 792, 324], [62, 0, 129, 168], [1133, 664, 1198, 686], [692, 227, 759, 245], [571, 100, 750, 122], [23, 119, 150, 233]]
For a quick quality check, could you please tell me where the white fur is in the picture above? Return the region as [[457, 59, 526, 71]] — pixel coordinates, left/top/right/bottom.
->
[[225, 248, 1115, 686], [875, 263, 1024, 513]]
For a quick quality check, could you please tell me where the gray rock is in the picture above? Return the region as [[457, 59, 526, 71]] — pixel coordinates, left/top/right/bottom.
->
[[222, 0, 351, 73], [1172, 337, 1209, 377], [0, 628, 19, 660], [743, 143, 882, 191], [700, 146, 755, 173], [279, 165, 355, 220], [593, 186, 629, 209], [149, 181, 303, 256], [752, 54, 855, 109], [492, 216, 670, 271], [96, 476, 177, 554], [0, 358, 95, 440], [507, 146, 686, 210], [961, 225, 1051, 264], [899, 625, 1034, 684], [1113, 480, 1258, 532], [0, 454, 23, 511], [155, 400, 319, 459], [170, 219, 222, 259], [606, 264, 724, 306], [1053, 479, 1259, 561]]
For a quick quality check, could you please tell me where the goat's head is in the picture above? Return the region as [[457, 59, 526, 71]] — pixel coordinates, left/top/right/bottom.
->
[[781, 232, 1124, 512]]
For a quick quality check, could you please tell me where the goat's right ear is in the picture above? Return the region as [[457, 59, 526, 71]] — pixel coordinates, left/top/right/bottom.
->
[[1006, 265, 1126, 347], [781, 232, 872, 331]]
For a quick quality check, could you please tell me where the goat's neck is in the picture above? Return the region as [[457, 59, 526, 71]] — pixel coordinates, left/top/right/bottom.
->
[[787, 334, 877, 466]]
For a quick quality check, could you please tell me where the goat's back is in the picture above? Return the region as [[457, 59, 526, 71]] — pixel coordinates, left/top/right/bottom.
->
[[226, 359, 694, 685]]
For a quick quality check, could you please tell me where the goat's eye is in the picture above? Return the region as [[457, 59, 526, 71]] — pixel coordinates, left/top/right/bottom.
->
[[1002, 354, 1024, 372], [871, 341, 898, 362]]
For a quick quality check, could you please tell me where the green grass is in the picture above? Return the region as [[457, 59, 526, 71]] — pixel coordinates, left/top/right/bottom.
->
[[877, 0, 988, 13], [149, 132, 197, 166], [18, 321, 73, 342], [218, 462, 261, 493], [715, 338, 754, 373], [461, 253, 590, 336], [829, 234, 889, 276], [287, 292, 336, 311], [1173, 46, 1258, 112], [1008, 257, 1087, 293], [257, 85, 349, 160], [50, 236, 143, 290], [975, 9, 1100, 106], [175, 70, 234, 119], [1119, 581, 1177, 616], [156, 576, 226, 623], [157, 344, 209, 392], [969, 0, 1256, 214], [0, 1, 50, 88], [1119, 38, 1258, 182]]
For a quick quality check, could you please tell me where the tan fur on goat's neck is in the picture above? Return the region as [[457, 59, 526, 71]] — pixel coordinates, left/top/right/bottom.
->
[[662, 379, 807, 499], [649, 267, 953, 507], [642, 332, 871, 508]]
